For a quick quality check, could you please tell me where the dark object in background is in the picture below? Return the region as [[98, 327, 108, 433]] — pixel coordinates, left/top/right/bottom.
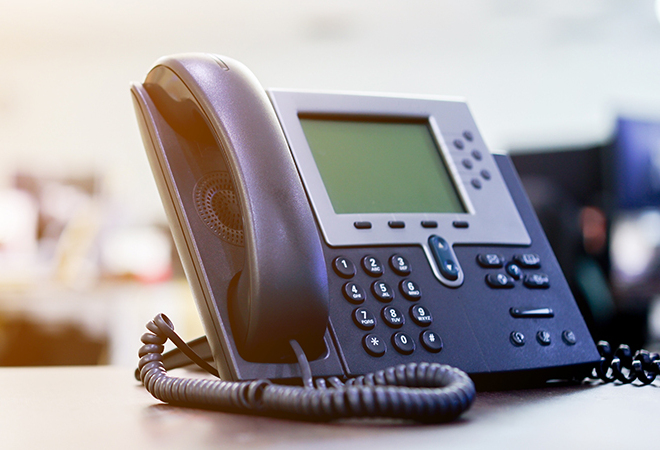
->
[[511, 144, 648, 350], [0, 316, 107, 366], [612, 117, 660, 210]]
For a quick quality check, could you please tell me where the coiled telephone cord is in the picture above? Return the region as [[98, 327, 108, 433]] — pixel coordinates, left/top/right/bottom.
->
[[137, 314, 476, 422], [591, 340, 660, 385]]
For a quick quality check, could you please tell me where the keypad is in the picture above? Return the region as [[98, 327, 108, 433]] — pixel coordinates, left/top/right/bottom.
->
[[332, 250, 443, 359]]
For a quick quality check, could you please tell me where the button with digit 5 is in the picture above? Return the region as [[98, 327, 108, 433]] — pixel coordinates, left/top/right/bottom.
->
[[372, 281, 394, 302]]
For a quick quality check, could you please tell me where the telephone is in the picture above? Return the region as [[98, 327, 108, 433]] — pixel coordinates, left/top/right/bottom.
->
[[131, 53, 602, 420]]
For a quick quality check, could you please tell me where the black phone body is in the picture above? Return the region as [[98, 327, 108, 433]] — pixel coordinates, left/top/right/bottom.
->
[[131, 54, 599, 387]]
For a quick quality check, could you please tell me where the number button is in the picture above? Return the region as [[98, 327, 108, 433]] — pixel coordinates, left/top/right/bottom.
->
[[399, 279, 422, 301], [389, 254, 411, 276], [410, 305, 433, 326], [382, 306, 405, 328], [353, 307, 376, 330], [333, 256, 356, 278], [362, 256, 384, 277], [372, 281, 394, 302], [363, 333, 386, 357], [392, 332, 415, 355], [420, 330, 443, 353], [342, 282, 366, 304]]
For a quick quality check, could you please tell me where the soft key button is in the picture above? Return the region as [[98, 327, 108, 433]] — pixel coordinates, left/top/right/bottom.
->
[[428, 235, 462, 282]]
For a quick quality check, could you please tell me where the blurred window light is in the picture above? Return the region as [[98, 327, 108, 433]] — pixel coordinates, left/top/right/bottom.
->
[[0, 189, 38, 254]]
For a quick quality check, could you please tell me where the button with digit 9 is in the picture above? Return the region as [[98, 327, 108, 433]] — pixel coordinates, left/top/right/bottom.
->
[[410, 305, 433, 326]]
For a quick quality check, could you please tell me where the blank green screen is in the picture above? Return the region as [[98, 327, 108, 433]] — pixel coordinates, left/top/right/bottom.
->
[[299, 117, 466, 214]]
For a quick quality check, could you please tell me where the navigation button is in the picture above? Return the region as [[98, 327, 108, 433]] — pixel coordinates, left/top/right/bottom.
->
[[428, 235, 462, 282]]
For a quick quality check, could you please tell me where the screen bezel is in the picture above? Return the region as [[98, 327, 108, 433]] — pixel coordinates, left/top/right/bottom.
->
[[268, 89, 530, 285]]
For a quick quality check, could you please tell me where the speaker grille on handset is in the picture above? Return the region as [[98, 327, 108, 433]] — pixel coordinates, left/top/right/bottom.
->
[[194, 172, 244, 246]]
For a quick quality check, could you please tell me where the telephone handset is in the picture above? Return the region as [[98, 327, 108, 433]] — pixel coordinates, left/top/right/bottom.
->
[[131, 54, 602, 419]]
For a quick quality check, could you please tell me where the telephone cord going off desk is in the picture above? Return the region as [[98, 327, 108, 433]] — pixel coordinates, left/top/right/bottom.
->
[[137, 314, 476, 422]]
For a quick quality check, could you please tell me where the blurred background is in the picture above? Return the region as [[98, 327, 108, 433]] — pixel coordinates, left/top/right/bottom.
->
[[1, 0, 660, 366]]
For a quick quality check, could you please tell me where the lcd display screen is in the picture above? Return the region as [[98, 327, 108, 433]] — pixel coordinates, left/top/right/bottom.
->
[[298, 116, 466, 214]]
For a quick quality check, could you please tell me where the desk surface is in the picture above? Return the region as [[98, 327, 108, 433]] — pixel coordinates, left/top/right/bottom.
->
[[0, 366, 657, 449]]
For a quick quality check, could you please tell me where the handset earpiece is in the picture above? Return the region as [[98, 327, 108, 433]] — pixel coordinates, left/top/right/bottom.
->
[[145, 54, 329, 362]]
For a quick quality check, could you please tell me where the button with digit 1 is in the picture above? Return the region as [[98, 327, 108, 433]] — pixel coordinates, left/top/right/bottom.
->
[[332, 256, 356, 278]]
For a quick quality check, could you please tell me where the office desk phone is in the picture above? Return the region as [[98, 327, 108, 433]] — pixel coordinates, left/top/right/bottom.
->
[[131, 54, 610, 422]]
